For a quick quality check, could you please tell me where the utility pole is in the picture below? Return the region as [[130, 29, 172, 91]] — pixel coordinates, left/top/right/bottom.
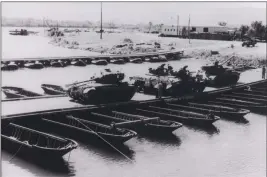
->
[[100, 2, 103, 39], [177, 15, 179, 37], [43, 17, 45, 34], [188, 14, 191, 44]]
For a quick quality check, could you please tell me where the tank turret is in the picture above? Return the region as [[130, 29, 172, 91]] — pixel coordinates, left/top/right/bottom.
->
[[202, 62, 240, 87], [91, 69, 125, 84], [148, 64, 170, 76]]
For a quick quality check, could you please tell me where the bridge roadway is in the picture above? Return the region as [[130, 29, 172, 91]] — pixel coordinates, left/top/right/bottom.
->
[[2, 79, 266, 120], [1, 93, 158, 119], [2, 50, 184, 62]]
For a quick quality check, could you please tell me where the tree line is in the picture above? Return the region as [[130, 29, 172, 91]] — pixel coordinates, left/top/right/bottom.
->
[[240, 21, 266, 40], [1, 17, 120, 29]]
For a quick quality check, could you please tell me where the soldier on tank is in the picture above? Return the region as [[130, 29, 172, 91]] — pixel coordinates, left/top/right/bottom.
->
[[214, 61, 219, 67], [178, 65, 190, 81], [157, 81, 163, 99], [167, 64, 173, 74], [262, 66, 266, 79], [154, 64, 165, 76]]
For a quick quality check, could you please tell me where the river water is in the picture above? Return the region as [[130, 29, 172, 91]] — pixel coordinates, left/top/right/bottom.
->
[[2, 112, 266, 177], [1, 28, 266, 177], [1, 61, 266, 177]]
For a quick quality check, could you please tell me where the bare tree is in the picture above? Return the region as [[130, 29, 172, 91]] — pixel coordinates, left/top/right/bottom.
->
[[251, 21, 265, 38], [239, 25, 250, 38], [247, 28, 255, 37]]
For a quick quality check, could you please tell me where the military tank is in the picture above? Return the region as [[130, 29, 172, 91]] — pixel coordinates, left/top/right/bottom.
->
[[130, 75, 206, 97], [130, 65, 207, 97], [148, 64, 173, 76], [67, 69, 136, 104], [202, 61, 240, 87]]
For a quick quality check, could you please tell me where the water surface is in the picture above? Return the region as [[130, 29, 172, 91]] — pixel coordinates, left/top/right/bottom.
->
[[2, 28, 265, 177], [2, 113, 265, 177]]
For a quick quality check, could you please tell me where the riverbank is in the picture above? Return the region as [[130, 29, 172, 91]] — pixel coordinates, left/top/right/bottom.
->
[[3, 27, 266, 68]]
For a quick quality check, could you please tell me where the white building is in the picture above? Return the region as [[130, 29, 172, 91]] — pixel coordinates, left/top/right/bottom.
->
[[161, 25, 231, 36]]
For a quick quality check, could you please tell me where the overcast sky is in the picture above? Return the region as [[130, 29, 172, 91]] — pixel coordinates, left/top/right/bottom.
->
[[2, 2, 266, 26]]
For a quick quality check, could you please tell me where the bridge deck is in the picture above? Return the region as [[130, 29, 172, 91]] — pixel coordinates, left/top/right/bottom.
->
[[1, 93, 157, 119], [3, 50, 184, 62], [2, 73, 266, 120]]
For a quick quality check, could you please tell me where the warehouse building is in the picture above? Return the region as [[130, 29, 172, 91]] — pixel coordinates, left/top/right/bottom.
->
[[161, 25, 231, 36]]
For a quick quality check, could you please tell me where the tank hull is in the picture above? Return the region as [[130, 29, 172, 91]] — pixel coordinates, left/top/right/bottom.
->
[[202, 66, 226, 75], [68, 83, 137, 104], [140, 81, 206, 96], [207, 72, 240, 87]]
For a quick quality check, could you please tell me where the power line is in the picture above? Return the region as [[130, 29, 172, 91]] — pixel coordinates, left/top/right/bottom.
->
[[100, 2, 103, 39], [188, 14, 191, 44]]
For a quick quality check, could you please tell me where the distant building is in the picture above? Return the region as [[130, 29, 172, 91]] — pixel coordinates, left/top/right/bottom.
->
[[161, 25, 232, 36], [144, 25, 162, 33]]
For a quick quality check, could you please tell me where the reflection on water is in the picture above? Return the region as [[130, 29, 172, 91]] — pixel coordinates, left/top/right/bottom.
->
[[137, 133, 182, 147], [221, 116, 250, 125], [78, 141, 135, 163], [1, 112, 266, 177], [186, 124, 220, 136], [2, 151, 75, 177]]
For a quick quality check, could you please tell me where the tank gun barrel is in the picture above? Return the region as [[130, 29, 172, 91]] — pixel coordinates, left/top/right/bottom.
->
[[66, 79, 94, 87]]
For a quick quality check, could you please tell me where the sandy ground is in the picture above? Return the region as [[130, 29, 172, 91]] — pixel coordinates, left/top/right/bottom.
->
[[2, 27, 266, 65], [182, 39, 266, 66]]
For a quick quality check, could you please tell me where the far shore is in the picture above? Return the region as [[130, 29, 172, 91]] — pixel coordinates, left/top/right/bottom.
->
[[2, 27, 266, 68]]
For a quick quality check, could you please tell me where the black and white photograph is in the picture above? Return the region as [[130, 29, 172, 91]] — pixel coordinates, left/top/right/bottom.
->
[[1, 1, 266, 177]]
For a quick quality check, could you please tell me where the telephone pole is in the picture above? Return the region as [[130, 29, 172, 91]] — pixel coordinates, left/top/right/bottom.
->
[[177, 15, 179, 37], [188, 14, 191, 44], [100, 2, 103, 39]]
